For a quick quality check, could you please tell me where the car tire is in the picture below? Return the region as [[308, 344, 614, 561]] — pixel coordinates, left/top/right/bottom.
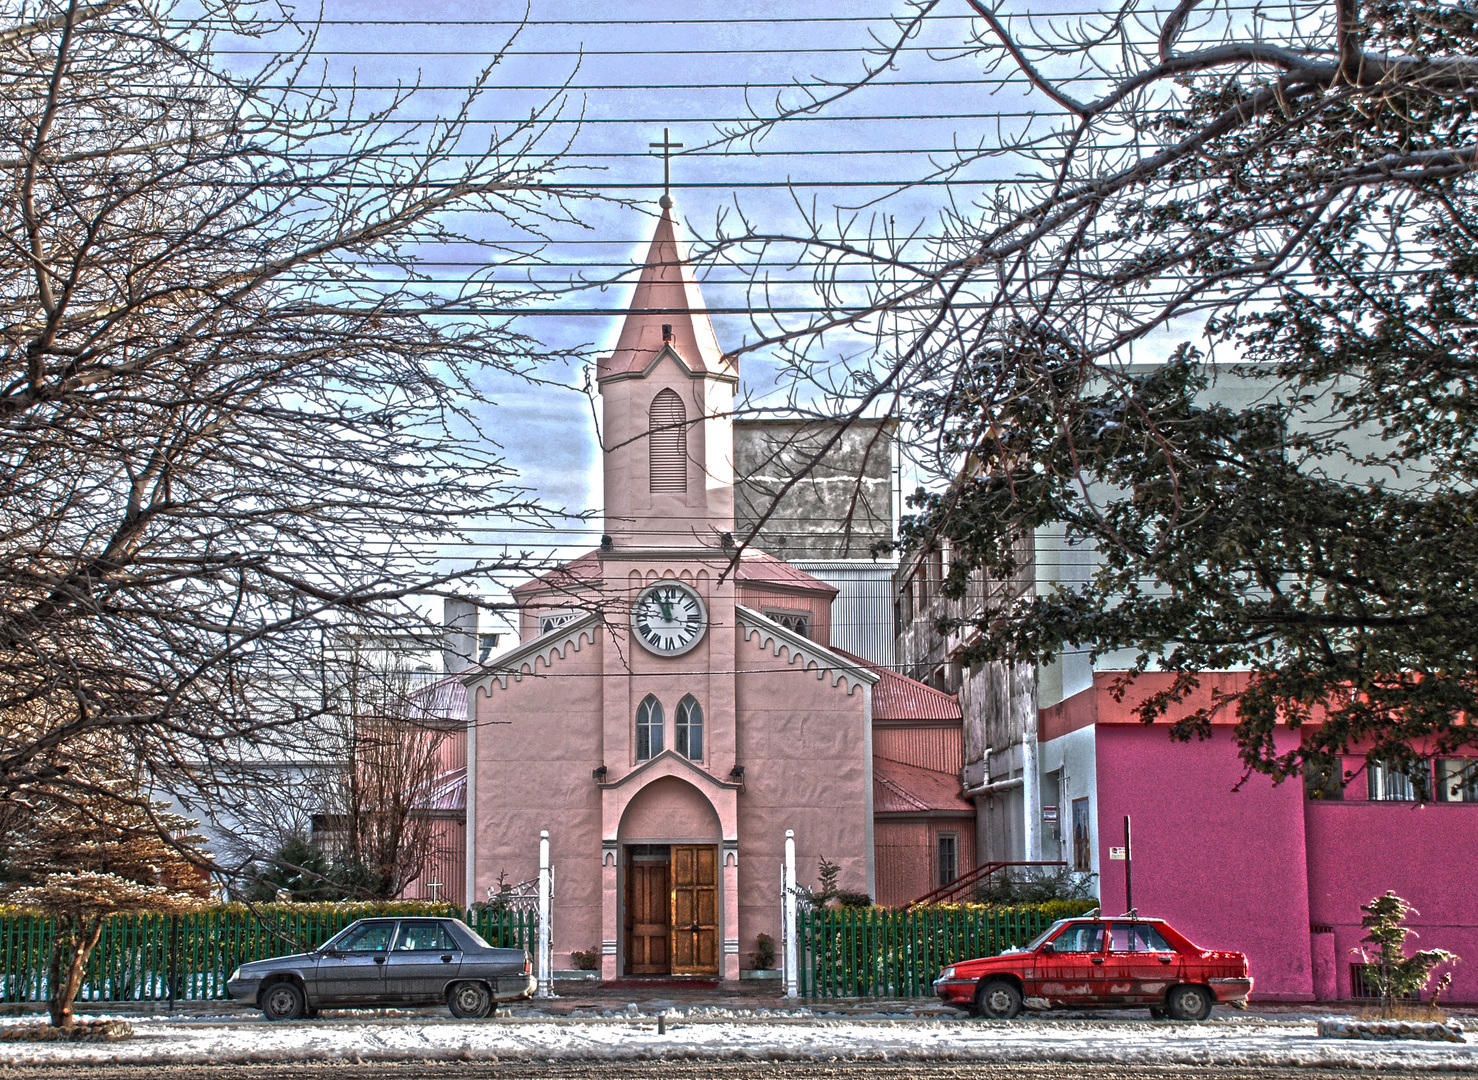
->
[[448, 980, 493, 1019], [974, 979, 1023, 1020], [1167, 984, 1213, 1021], [260, 980, 306, 1022]]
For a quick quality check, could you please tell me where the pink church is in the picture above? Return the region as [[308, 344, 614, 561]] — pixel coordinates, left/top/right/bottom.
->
[[457, 206, 963, 979]]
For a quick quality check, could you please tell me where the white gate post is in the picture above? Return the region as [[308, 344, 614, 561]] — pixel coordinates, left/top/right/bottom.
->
[[783, 828, 798, 998], [537, 830, 553, 998]]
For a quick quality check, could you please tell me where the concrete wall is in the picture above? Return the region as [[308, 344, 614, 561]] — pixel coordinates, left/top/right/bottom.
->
[[733, 629, 873, 959], [469, 629, 607, 966], [1093, 723, 1314, 1001], [733, 418, 894, 560], [1038, 724, 1099, 881], [1305, 799, 1478, 1002]]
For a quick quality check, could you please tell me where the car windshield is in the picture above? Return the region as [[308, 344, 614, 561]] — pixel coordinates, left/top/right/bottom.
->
[[1026, 921, 1068, 951]]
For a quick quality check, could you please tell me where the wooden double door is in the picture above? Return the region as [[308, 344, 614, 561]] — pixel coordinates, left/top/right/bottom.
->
[[624, 844, 718, 977]]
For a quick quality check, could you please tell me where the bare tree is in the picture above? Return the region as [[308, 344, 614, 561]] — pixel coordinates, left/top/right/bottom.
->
[[0, 0, 588, 828], [308, 631, 454, 899], [698, 0, 1478, 779]]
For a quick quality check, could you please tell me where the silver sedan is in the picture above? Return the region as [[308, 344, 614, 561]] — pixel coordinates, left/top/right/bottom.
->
[[226, 916, 536, 1020]]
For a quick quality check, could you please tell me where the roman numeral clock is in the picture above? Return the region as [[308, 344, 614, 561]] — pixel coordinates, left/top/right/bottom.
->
[[631, 581, 707, 657]]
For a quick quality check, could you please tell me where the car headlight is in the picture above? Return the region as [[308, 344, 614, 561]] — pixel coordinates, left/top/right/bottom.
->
[[229, 968, 242, 981], [938, 966, 956, 980]]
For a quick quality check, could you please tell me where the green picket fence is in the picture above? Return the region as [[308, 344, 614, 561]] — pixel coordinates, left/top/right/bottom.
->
[[798, 901, 1096, 998], [0, 904, 538, 1004]]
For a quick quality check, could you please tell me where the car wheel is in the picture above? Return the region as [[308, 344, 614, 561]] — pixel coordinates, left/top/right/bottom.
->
[[1167, 984, 1213, 1021], [974, 979, 1023, 1019], [261, 981, 306, 1022], [448, 980, 493, 1019]]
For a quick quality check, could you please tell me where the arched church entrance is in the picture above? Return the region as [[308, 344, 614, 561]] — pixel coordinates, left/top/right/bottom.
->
[[617, 776, 721, 978]]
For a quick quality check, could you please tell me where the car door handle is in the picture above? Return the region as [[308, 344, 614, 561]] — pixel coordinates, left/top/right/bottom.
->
[[441, 955, 454, 963], [1090, 956, 1105, 964], [373, 956, 386, 965], [1159, 957, 1174, 965]]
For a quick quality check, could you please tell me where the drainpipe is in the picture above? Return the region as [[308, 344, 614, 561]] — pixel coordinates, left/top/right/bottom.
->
[[1023, 731, 1042, 862], [962, 775, 1023, 798]]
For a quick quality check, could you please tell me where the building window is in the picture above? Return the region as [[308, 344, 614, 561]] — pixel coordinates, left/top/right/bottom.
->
[[636, 695, 664, 761], [648, 388, 687, 493], [1436, 759, 1478, 803], [675, 695, 704, 761], [936, 833, 958, 888], [1368, 760, 1425, 802], [763, 609, 810, 638], [537, 610, 580, 636], [1071, 797, 1091, 871], [1303, 758, 1345, 801]]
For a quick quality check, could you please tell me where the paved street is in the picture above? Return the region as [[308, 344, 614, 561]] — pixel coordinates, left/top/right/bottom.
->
[[0, 1062, 1463, 1080]]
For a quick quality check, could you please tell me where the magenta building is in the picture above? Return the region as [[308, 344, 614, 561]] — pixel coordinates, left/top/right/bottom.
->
[[1043, 672, 1478, 1002]]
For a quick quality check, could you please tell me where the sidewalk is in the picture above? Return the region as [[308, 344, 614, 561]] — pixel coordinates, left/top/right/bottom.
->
[[2, 1003, 1476, 1071]]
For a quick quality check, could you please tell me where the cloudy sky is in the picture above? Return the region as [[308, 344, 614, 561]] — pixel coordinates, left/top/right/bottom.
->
[[220, 0, 1138, 628]]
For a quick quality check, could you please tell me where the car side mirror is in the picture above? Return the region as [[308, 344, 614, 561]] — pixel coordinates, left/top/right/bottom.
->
[[1039, 942, 1054, 953]]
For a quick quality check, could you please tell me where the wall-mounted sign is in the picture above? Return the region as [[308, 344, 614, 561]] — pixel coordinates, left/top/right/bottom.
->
[[1041, 805, 1058, 822], [1108, 846, 1127, 860]]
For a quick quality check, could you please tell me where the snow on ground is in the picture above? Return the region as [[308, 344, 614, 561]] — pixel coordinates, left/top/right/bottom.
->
[[1, 1012, 1476, 1070]]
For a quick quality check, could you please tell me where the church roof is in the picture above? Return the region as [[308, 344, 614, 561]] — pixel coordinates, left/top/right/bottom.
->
[[511, 549, 602, 598], [831, 649, 964, 722], [597, 204, 736, 383], [734, 549, 839, 596], [872, 757, 972, 814], [512, 547, 839, 598]]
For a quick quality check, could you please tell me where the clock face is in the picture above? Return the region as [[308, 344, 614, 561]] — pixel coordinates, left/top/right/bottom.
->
[[631, 581, 707, 657]]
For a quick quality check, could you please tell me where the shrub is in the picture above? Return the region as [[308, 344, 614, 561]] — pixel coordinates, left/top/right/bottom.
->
[[751, 932, 776, 970], [1355, 891, 1459, 1017]]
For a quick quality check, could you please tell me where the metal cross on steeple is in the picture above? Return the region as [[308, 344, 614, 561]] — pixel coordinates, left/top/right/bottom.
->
[[649, 127, 683, 209]]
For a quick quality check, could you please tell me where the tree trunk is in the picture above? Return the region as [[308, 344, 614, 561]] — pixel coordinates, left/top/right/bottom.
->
[[48, 914, 104, 1028]]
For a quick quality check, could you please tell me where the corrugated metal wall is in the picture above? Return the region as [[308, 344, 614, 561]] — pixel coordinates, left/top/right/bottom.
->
[[792, 561, 897, 668], [403, 817, 466, 903], [874, 819, 977, 908], [873, 726, 963, 776]]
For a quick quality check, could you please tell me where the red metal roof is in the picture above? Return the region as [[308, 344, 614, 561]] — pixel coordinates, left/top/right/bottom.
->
[[734, 550, 838, 595], [873, 757, 972, 814], [832, 649, 963, 722], [408, 676, 467, 723]]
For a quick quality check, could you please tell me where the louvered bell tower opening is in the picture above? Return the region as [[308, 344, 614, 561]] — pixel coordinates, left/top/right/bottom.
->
[[648, 388, 688, 493]]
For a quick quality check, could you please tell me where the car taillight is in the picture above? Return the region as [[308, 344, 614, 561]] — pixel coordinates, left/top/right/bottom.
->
[[525, 958, 532, 974]]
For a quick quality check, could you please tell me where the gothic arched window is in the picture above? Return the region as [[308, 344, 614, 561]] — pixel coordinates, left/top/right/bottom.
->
[[648, 388, 687, 493], [675, 695, 704, 761], [636, 694, 664, 761]]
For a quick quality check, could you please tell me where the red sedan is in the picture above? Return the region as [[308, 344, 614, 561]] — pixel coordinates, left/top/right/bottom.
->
[[933, 913, 1252, 1020]]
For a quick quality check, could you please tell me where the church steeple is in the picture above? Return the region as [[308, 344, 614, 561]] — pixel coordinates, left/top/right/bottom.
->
[[597, 204, 735, 384], [597, 204, 737, 549]]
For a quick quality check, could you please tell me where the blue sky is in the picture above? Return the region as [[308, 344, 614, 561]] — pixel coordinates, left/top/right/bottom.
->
[[217, 0, 1151, 626]]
